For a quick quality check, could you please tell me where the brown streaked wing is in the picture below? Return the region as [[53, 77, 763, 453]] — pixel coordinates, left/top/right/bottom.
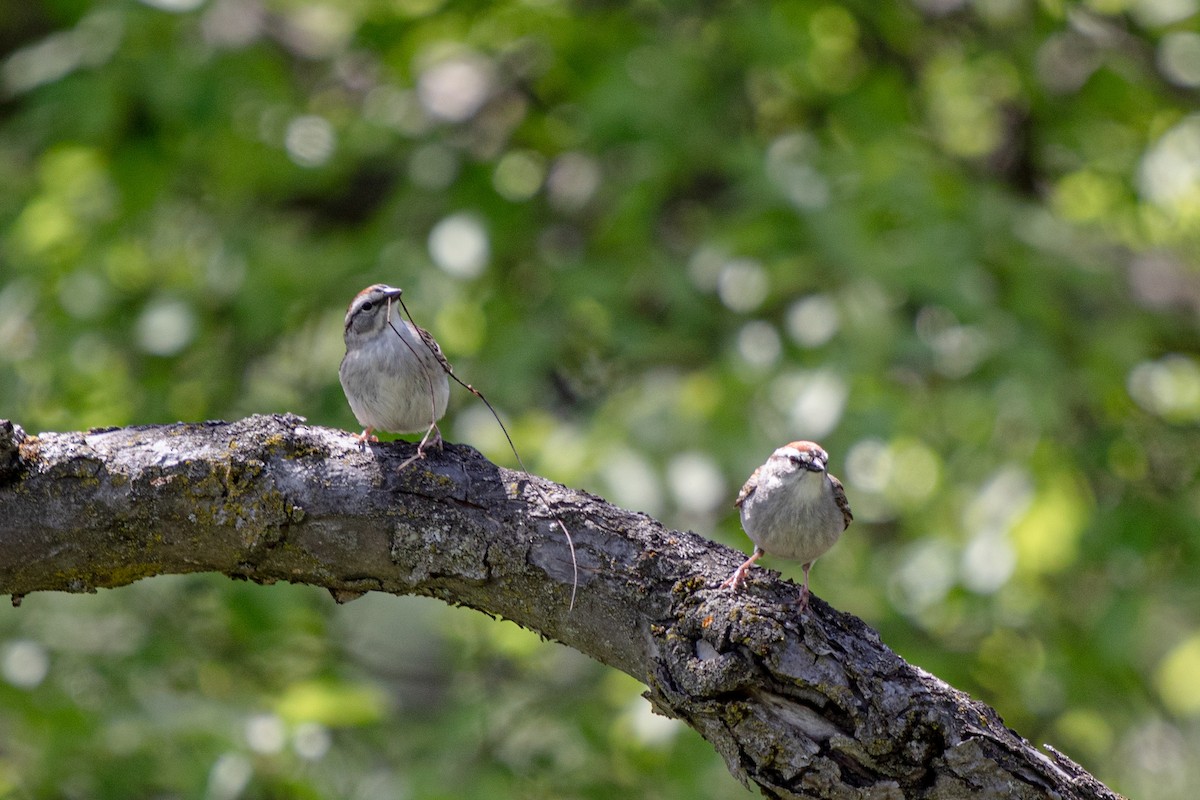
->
[[414, 323, 453, 373], [829, 474, 853, 529], [734, 466, 761, 508]]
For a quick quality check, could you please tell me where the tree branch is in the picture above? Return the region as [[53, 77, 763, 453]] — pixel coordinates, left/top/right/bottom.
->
[[0, 415, 1121, 799]]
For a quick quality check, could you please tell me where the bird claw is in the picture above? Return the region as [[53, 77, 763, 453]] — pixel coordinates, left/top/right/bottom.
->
[[395, 449, 426, 471], [396, 422, 442, 471], [720, 551, 762, 592], [796, 586, 811, 615], [720, 565, 750, 591]]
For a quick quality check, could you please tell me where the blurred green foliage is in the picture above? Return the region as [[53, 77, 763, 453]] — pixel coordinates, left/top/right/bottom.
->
[[2, 0, 1200, 797]]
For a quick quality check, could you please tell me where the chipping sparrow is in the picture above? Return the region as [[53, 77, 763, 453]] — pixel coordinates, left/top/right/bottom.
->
[[339, 284, 450, 448], [721, 440, 853, 613]]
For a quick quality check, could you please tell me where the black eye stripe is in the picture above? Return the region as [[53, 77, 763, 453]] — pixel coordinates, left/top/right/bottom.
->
[[361, 301, 374, 312]]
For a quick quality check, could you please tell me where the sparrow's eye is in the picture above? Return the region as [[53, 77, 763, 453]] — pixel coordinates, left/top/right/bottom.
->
[[361, 301, 374, 312]]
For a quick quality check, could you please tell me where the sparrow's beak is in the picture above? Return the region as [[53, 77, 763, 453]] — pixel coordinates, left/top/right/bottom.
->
[[806, 456, 825, 473], [379, 286, 404, 300]]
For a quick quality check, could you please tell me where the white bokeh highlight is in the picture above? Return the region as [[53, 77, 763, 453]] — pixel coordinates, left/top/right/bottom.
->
[[1139, 113, 1200, 210], [766, 132, 830, 211], [716, 258, 769, 313], [547, 152, 601, 213], [666, 452, 727, 514], [890, 539, 957, 614], [770, 369, 848, 440], [1159, 31, 1200, 88], [601, 448, 663, 517], [428, 212, 489, 279], [417, 53, 494, 123], [786, 294, 840, 348], [845, 438, 891, 494], [245, 714, 287, 755], [207, 753, 253, 800], [136, 299, 197, 356], [736, 321, 782, 369], [1128, 354, 1200, 421], [140, 0, 205, 11], [2, 640, 49, 689], [293, 722, 332, 761], [960, 466, 1033, 594], [1132, 0, 1197, 26], [285, 115, 336, 168]]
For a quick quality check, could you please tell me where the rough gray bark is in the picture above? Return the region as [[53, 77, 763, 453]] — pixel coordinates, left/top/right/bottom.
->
[[0, 414, 1121, 799]]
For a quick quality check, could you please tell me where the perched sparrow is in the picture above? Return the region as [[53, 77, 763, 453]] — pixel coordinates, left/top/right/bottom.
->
[[339, 284, 450, 449], [721, 440, 853, 613]]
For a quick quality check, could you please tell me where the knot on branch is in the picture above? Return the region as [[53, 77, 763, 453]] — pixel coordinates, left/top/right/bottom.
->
[[0, 420, 28, 485]]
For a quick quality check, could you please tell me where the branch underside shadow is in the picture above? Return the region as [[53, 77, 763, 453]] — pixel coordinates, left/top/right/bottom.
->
[[0, 415, 1122, 800]]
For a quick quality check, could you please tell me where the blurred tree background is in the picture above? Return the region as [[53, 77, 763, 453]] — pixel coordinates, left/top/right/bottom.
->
[[1, 0, 1199, 797]]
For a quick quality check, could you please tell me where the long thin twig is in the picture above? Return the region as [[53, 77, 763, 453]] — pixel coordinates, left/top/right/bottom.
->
[[385, 294, 580, 611]]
